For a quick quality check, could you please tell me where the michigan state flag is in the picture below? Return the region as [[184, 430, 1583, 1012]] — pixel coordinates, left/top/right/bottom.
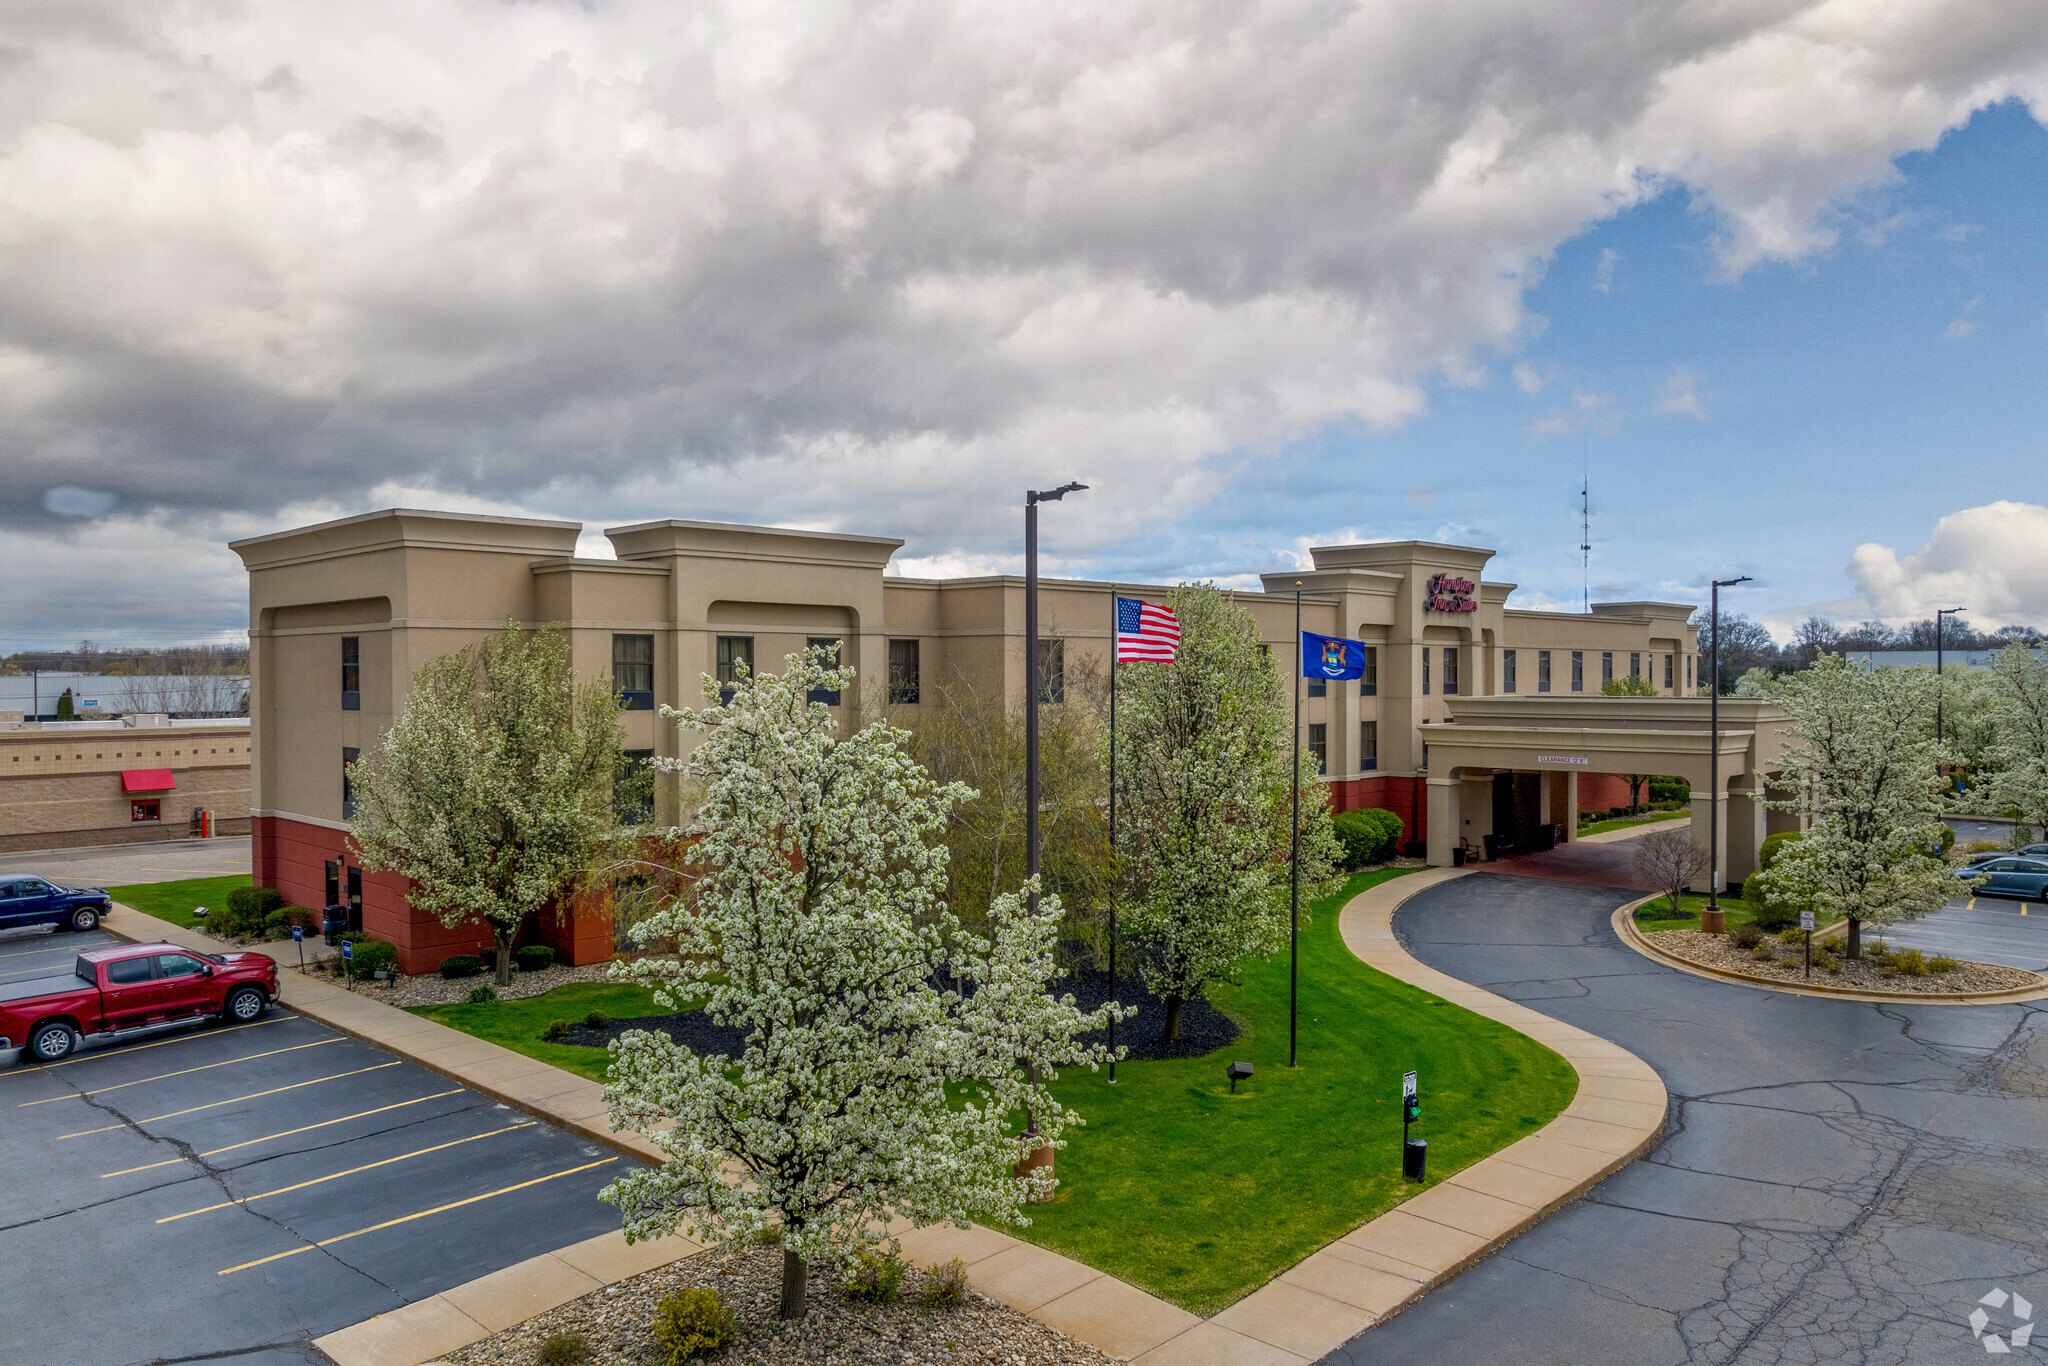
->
[[1302, 631, 1368, 680]]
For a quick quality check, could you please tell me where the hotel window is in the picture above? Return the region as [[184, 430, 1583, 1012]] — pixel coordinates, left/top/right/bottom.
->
[[1687, 656, 1694, 690], [1360, 646, 1378, 696], [805, 638, 843, 706], [1504, 649, 1518, 693], [1308, 673, 1327, 698], [341, 636, 360, 711], [1571, 651, 1584, 692], [613, 634, 654, 710], [1360, 720, 1378, 771], [1538, 650, 1552, 692], [1421, 743, 1429, 771], [1422, 648, 1430, 695], [1442, 647, 1459, 696], [888, 639, 921, 704], [1037, 639, 1065, 704], [1664, 653, 1673, 689], [342, 746, 359, 819], [615, 749, 654, 825], [1308, 723, 1327, 773], [716, 636, 753, 704], [1630, 652, 1641, 679], [1602, 651, 1614, 686]]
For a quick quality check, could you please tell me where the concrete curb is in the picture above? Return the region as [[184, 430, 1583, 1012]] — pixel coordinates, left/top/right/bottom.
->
[[1612, 901, 2048, 1005], [110, 874, 1668, 1366]]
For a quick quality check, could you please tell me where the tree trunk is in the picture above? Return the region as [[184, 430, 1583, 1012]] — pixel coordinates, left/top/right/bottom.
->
[[1846, 916, 1861, 960], [1161, 994, 1183, 1043], [779, 1247, 808, 1320], [1668, 886, 1684, 917], [495, 936, 512, 986]]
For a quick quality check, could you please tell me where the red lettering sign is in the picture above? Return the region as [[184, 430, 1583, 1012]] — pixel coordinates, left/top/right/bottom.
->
[[1425, 573, 1477, 613]]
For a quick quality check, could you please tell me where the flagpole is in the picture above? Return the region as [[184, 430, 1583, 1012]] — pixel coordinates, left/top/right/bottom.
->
[[1107, 585, 1119, 1085], [1290, 581, 1302, 1069]]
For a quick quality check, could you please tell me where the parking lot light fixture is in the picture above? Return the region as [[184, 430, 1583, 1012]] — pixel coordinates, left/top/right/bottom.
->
[[1705, 575, 1752, 934]]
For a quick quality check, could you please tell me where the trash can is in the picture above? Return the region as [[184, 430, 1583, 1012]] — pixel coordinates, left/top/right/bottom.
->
[[322, 905, 347, 947], [1482, 834, 1502, 861], [1451, 847, 1466, 867], [1403, 1138, 1428, 1182]]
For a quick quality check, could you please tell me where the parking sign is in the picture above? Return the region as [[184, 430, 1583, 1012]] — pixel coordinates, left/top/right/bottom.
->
[[291, 925, 303, 943], [1800, 910, 1815, 932]]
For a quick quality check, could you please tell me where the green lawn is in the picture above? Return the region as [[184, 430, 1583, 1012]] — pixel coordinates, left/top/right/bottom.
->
[[1015, 868, 1578, 1315], [112, 874, 252, 930], [1632, 891, 1843, 934], [1578, 810, 1689, 837], [408, 981, 668, 1082]]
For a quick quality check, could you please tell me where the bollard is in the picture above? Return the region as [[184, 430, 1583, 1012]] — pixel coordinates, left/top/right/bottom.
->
[[1403, 1138, 1428, 1182]]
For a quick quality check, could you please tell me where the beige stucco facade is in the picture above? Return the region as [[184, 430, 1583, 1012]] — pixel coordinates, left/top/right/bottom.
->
[[233, 507, 1736, 970]]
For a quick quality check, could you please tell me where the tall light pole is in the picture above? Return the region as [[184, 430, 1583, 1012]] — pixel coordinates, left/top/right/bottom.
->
[[1936, 607, 1966, 747], [1025, 482, 1087, 906], [1704, 574, 1751, 934]]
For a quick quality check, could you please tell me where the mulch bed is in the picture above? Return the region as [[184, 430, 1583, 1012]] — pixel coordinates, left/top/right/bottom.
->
[[560, 968, 1241, 1063], [1645, 928, 2043, 995], [440, 1241, 1114, 1366]]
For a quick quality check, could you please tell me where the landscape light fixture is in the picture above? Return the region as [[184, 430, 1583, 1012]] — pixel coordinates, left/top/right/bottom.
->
[[1705, 575, 1752, 935], [1936, 608, 1967, 747], [1227, 1060, 1254, 1094]]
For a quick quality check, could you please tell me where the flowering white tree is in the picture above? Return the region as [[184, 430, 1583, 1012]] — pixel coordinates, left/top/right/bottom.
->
[[1966, 642, 2048, 840], [1107, 584, 1340, 1041], [348, 622, 624, 984], [600, 647, 1119, 1319], [1748, 655, 1973, 958]]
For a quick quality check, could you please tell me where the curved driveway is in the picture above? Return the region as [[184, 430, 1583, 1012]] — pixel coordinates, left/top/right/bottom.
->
[[1319, 873, 2048, 1366]]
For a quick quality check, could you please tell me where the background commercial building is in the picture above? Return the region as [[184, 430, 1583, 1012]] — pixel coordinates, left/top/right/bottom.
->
[[0, 715, 252, 853], [234, 509, 1715, 973]]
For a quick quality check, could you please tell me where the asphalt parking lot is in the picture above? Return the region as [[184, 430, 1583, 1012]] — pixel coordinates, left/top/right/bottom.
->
[[0, 928, 630, 1366], [1878, 892, 2048, 971], [0, 834, 252, 888]]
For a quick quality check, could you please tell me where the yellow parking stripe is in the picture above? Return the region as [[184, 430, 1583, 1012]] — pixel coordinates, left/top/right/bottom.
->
[[57, 1062, 401, 1138], [19, 1039, 339, 1108], [160, 1122, 536, 1221], [101, 1088, 467, 1178], [218, 1157, 618, 1274], [0, 1016, 286, 1080], [0, 941, 101, 962]]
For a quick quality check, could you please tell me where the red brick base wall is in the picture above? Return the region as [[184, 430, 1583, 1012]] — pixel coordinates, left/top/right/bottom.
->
[[1576, 773, 1634, 815], [1327, 774, 1427, 846]]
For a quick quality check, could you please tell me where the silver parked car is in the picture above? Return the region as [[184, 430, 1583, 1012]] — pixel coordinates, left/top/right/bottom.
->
[[1963, 856, 2048, 901]]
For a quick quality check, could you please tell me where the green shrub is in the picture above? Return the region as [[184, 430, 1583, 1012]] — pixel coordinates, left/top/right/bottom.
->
[[345, 938, 399, 981], [219, 885, 287, 936], [921, 1256, 969, 1309], [1930, 956, 1958, 973], [841, 1248, 908, 1304], [1749, 943, 1776, 962], [1647, 777, 1690, 803], [1818, 953, 1841, 974], [650, 1287, 735, 1364], [538, 1331, 590, 1366], [261, 905, 319, 940], [1964, 840, 2003, 855], [1729, 923, 1766, 950], [543, 1019, 569, 1042], [440, 954, 484, 980], [585, 1010, 610, 1029], [466, 984, 498, 1004], [1331, 808, 1403, 869], [1888, 947, 1930, 977], [1864, 941, 1894, 965], [753, 1224, 784, 1246], [1775, 927, 1805, 946], [514, 945, 556, 972]]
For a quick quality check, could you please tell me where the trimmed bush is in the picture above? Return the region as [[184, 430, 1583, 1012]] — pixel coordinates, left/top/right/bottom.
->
[[220, 885, 287, 937], [585, 1010, 610, 1029], [466, 984, 498, 1004], [538, 1332, 590, 1366], [1887, 947, 1930, 977], [1647, 777, 1691, 803], [261, 905, 319, 940], [515, 944, 555, 972], [650, 1288, 736, 1365], [343, 938, 398, 981], [921, 1257, 969, 1309], [439, 954, 484, 980], [1730, 923, 1766, 950], [1930, 956, 1958, 973], [841, 1248, 908, 1304], [1330, 809, 1403, 868], [543, 1019, 569, 1042]]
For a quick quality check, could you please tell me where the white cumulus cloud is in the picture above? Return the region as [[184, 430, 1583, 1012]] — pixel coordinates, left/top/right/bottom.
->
[[1848, 501, 2048, 629]]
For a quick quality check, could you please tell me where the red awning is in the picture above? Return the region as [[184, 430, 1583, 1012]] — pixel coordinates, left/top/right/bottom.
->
[[121, 769, 177, 792]]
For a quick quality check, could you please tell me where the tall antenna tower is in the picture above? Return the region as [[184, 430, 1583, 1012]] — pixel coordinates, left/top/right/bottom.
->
[[1579, 434, 1591, 614]]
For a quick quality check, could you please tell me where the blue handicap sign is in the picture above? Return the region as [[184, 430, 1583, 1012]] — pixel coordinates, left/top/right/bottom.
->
[[291, 925, 304, 943], [341, 941, 353, 960]]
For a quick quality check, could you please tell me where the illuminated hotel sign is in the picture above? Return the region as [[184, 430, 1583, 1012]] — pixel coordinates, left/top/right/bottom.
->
[[1425, 573, 1477, 613]]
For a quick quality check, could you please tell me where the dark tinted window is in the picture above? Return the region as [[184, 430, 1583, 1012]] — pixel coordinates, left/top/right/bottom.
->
[[613, 634, 654, 709], [105, 957, 154, 985], [157, 954, 206, 978], [888, 639, 920, 704], [806, 638, 842, 706], [716, 636, 753, 704], [342, 636, 360, 710]]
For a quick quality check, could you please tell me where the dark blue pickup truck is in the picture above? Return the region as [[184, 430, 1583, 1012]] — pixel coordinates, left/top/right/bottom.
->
[[0, 876, 114, 933]]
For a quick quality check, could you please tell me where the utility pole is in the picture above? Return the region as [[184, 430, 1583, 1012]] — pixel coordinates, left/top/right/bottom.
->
[[1936, 607, 1966, 747]]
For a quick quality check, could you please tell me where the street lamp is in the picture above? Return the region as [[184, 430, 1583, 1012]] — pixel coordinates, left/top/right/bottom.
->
[[1025, 482, 1088, 909], [1704, 574, 1752, 935], [1936, 607, 1967, 747]]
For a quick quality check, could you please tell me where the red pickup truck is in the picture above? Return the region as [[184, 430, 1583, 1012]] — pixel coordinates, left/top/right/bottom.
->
[[1, 941, 280, 1064]]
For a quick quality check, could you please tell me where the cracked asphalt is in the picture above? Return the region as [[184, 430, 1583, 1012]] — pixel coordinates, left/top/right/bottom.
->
[[1319, 873, 2048, 1366], [0, 938, 626, 1366]]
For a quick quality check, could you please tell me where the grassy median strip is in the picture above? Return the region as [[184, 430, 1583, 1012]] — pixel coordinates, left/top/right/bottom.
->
[[1014, 868, 1579, 1317], [108, 874, 253, 930], [1578, 810, 1690, 837], [1633, 891, 1844, 934]]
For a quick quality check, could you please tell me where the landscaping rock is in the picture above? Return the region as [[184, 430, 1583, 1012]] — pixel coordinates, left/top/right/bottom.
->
[[1646, 928, 2042, 995], [440, 1243, 1114, 1366]]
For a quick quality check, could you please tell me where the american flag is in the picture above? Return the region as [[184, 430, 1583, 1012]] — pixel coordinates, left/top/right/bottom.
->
[[1115, 596, 1180, 662]]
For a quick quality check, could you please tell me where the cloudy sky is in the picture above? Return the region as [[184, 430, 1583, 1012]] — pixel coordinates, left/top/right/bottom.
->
[[4, 0, 2048, 651]]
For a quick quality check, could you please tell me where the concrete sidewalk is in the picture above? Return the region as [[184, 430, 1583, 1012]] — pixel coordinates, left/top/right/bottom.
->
[[103, 874, 1667, 1366]]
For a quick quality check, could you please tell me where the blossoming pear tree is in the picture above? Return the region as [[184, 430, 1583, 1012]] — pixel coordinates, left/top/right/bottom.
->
[[600, 646, 1120, 1319], [1967, 642, 2048, 841], [1748, 654, 1975, 958], [1107, 583, 1340, 1041], [348, 622, 625, 985]]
